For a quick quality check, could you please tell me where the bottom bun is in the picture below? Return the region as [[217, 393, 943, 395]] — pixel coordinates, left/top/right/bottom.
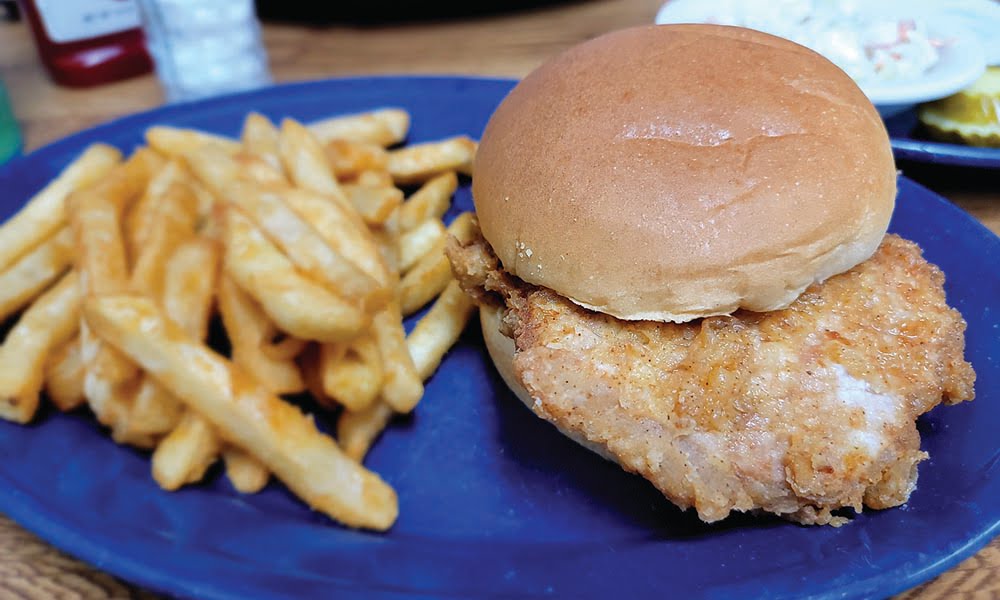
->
[[480, 305, 616, 462]]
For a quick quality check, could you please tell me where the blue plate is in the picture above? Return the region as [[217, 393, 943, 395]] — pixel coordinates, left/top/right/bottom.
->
[[885, 108, 1000, 168], [0, 77, 997, 600]]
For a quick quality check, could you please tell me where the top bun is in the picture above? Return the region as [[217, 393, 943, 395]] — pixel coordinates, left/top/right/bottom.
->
[[473, 24, 896, 322]]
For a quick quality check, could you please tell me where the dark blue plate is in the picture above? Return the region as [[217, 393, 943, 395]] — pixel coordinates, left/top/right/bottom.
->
[[0, 77, 997, 600], [885, 108, 1000, 168]]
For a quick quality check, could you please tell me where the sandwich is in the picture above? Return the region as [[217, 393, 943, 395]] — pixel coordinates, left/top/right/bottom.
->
[[447, 24, 976, 525]]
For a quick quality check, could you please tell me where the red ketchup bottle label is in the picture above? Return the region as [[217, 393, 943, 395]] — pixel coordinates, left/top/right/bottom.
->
[[22, 0, 153, 87]]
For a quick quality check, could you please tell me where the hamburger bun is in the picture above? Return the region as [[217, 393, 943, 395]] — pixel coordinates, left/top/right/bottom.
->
[[473, 24, 896, 323]]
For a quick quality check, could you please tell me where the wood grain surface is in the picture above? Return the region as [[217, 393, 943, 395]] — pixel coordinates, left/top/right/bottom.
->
[[0, 1, 997, 598]]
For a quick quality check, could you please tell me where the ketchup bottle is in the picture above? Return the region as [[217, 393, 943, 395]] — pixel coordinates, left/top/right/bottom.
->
[[19, 0, 153, 87]]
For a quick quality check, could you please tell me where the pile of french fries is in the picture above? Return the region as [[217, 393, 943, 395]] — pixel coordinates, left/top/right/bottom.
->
[[0, 108, 480, 531]]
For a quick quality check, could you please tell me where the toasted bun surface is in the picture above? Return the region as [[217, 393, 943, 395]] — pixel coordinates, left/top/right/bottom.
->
[[473, 24, 896, 322]]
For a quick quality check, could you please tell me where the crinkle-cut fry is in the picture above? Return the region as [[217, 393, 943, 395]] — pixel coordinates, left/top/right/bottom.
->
[[398, 218, 446, 273], [223, 446, 270, 494], [0, 272, 81, 423], [84, 295, 399, 530], [129, 182, 199, 300], [0, 143, 120, 272], [0, 226, 73, 322], [341, 180, 403, 226], [282, 188, 391, 288], [407, 279, 476, 382], [320, 334, 383, 413], [324, 139, 389, 179], [278, 118, 345, 199], [399, 241, 452, 316], [217, 275, 305, 395], [223, 208, 370, 343], [372, 300, 422, 413], [337, 401, 394, 463], [152, 411, 221, 490], [45, 336, 85, 412], [241, 112, 282, 171], [309, 108, 409, 147], [397, 171, 457, 232], [125, 160, 188, 258], [223, 181, 385, 307], [145, 126, 241, 158], [387, 137, 476, 185]]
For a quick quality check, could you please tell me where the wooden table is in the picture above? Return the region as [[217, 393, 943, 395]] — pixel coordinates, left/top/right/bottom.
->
[[0, 1, 997, 597]]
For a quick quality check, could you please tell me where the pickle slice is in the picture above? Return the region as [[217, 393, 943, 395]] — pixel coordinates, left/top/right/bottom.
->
[[919, 67, 1000, 147]]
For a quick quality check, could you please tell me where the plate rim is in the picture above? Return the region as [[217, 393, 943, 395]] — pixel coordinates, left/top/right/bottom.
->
[[0, 75, 998, 600], [890, 136, 1000, 168]]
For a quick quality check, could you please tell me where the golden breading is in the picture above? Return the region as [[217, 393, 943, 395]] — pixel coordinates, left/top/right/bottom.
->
[[449, 231, 975, 525]]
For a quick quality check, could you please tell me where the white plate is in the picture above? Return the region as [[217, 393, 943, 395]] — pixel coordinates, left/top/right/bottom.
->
[[654, 2, 987, 117]]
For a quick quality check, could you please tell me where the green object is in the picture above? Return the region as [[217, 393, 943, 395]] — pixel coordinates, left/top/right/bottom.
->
[[0, 80, 21, 166]]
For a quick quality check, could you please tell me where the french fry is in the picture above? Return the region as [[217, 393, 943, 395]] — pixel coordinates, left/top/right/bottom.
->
[[125, 160, 188, 259], [397, 171, 457, 232], [223, 181, 384, 306], [70, 152, 157, 425], [44, 336, 85, 412], [387, 137, 476, 185], [299, 343, 329, 403], [241, 112, 282, 170], [0, 143, 120, 272], [337, 401, 394, 463], [261, 335, 308, 362], [161, 238, 219, 340], [325, 139, 389, 179], [372, 300, 423, 413], [146, 126, 241, 157], [400, 212, 477, 315], [282, 188, 391, 288], [309, 108, 409, 147], [223, 208, 370, 343], [234, 152, 286, 186], [320, 334, 383, 412], [399, 241, 452, 316], [129, 182, 199, 300], [0, 226, 73, 321], [223, 447, 270, 494], [145, 239, 227, 481], [152, 411, 221, 491], [353, 169, 394, 188], [407, 279, 476, 381], [84, 294, 399, 530], [278, 118, 344, 198], [0, 272, 81, 423], [218, 275, 305, 395], [341, 180, 403, 226], [371, 211, 401, 275], [398, 218, 446, 273], [117, 237, 218, 443], [118, 381, 183, 447]]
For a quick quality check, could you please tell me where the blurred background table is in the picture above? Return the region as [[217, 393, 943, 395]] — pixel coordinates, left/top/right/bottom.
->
[[0, 1, 997, 598]]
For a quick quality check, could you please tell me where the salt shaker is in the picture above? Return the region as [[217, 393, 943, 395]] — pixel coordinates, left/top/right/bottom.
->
[[137, 0, 271, 103]]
